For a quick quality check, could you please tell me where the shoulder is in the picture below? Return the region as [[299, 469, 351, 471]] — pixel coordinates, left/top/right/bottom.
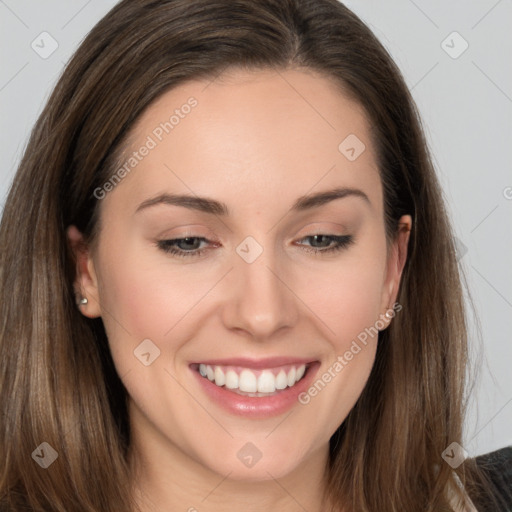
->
[[465, 446, 512, 512]]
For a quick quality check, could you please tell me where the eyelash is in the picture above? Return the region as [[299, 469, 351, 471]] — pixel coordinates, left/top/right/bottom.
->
[[156, 234, 354, 258]]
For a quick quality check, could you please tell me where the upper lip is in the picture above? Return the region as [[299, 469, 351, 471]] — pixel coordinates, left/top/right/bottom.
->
[[190, 356, 316, 369]]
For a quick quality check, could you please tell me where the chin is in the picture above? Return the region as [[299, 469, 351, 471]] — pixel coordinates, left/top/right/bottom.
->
[[193, 435, 312, 483]]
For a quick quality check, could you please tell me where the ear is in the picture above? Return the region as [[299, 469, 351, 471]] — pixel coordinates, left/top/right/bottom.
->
[[378, 214, 412, 329], [66, 225, 102, 318]]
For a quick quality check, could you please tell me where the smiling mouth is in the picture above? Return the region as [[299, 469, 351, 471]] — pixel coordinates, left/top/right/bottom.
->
[[191, 362, 311, 397]]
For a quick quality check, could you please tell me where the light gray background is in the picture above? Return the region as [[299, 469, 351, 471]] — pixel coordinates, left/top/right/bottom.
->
[[1, 0, 510, 458]]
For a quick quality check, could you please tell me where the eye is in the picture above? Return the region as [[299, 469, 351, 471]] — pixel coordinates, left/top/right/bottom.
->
[[156, 234, 354, 258], [156, 237, 212, 258], [295, 234, 354, 255]]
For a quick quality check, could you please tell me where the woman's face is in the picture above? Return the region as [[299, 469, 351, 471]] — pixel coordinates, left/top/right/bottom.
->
[[69, 68, 411, 482]]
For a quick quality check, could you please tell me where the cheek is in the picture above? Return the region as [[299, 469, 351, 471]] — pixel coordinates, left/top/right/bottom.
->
[[100, 262, 197, 335], [290, 242, 386, 431], [300, 253, 387, 346], [93, 239, 213, 374]]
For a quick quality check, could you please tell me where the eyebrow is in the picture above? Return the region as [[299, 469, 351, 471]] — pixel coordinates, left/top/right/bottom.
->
[[135, 186, 371, 216]]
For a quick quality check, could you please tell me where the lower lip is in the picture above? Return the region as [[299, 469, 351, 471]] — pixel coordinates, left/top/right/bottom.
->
[[190, 362, 320, 419]]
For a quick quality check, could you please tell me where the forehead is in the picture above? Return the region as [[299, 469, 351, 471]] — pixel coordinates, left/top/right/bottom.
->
[[103, 67, 382, 219]]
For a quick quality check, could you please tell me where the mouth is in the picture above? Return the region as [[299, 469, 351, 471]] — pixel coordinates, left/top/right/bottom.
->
[[189, 358, 320, 418], [191, 361, 309, 397]]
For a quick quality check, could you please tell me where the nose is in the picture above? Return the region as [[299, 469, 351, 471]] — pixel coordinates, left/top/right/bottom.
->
[[221, 240, 299, 340]]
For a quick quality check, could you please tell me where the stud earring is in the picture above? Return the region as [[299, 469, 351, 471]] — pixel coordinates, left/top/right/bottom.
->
[[77, 296, 88, 306]]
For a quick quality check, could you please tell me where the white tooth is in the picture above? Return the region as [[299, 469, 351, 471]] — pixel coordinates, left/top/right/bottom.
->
[[206, 365, 215, 381], [238, 369, 258, 392], [225, 370, 239, 389], [257, 370, 276, 393], [275, 370, 288, 390], [287, 367, 297, 387], [296, 364, 306, 381], [214, 366, 225, 386], [199, 364, 207, 377]]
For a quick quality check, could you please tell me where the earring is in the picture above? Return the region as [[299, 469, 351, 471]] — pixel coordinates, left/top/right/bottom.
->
[[77, 296, 88, 306]]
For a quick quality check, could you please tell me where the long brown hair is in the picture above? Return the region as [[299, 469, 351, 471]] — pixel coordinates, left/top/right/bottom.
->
[[0, 0, 497, 510]]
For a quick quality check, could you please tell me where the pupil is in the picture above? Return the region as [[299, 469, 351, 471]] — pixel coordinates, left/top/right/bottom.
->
[[183, 237, 197, 249], [314, 235, 328, 247]]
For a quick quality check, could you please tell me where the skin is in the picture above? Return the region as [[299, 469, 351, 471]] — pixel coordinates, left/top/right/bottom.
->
[[68, 67, 412, 512]]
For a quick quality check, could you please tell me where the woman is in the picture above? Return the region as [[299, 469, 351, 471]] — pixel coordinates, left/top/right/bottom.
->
[[0, 0, 509, 510]]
